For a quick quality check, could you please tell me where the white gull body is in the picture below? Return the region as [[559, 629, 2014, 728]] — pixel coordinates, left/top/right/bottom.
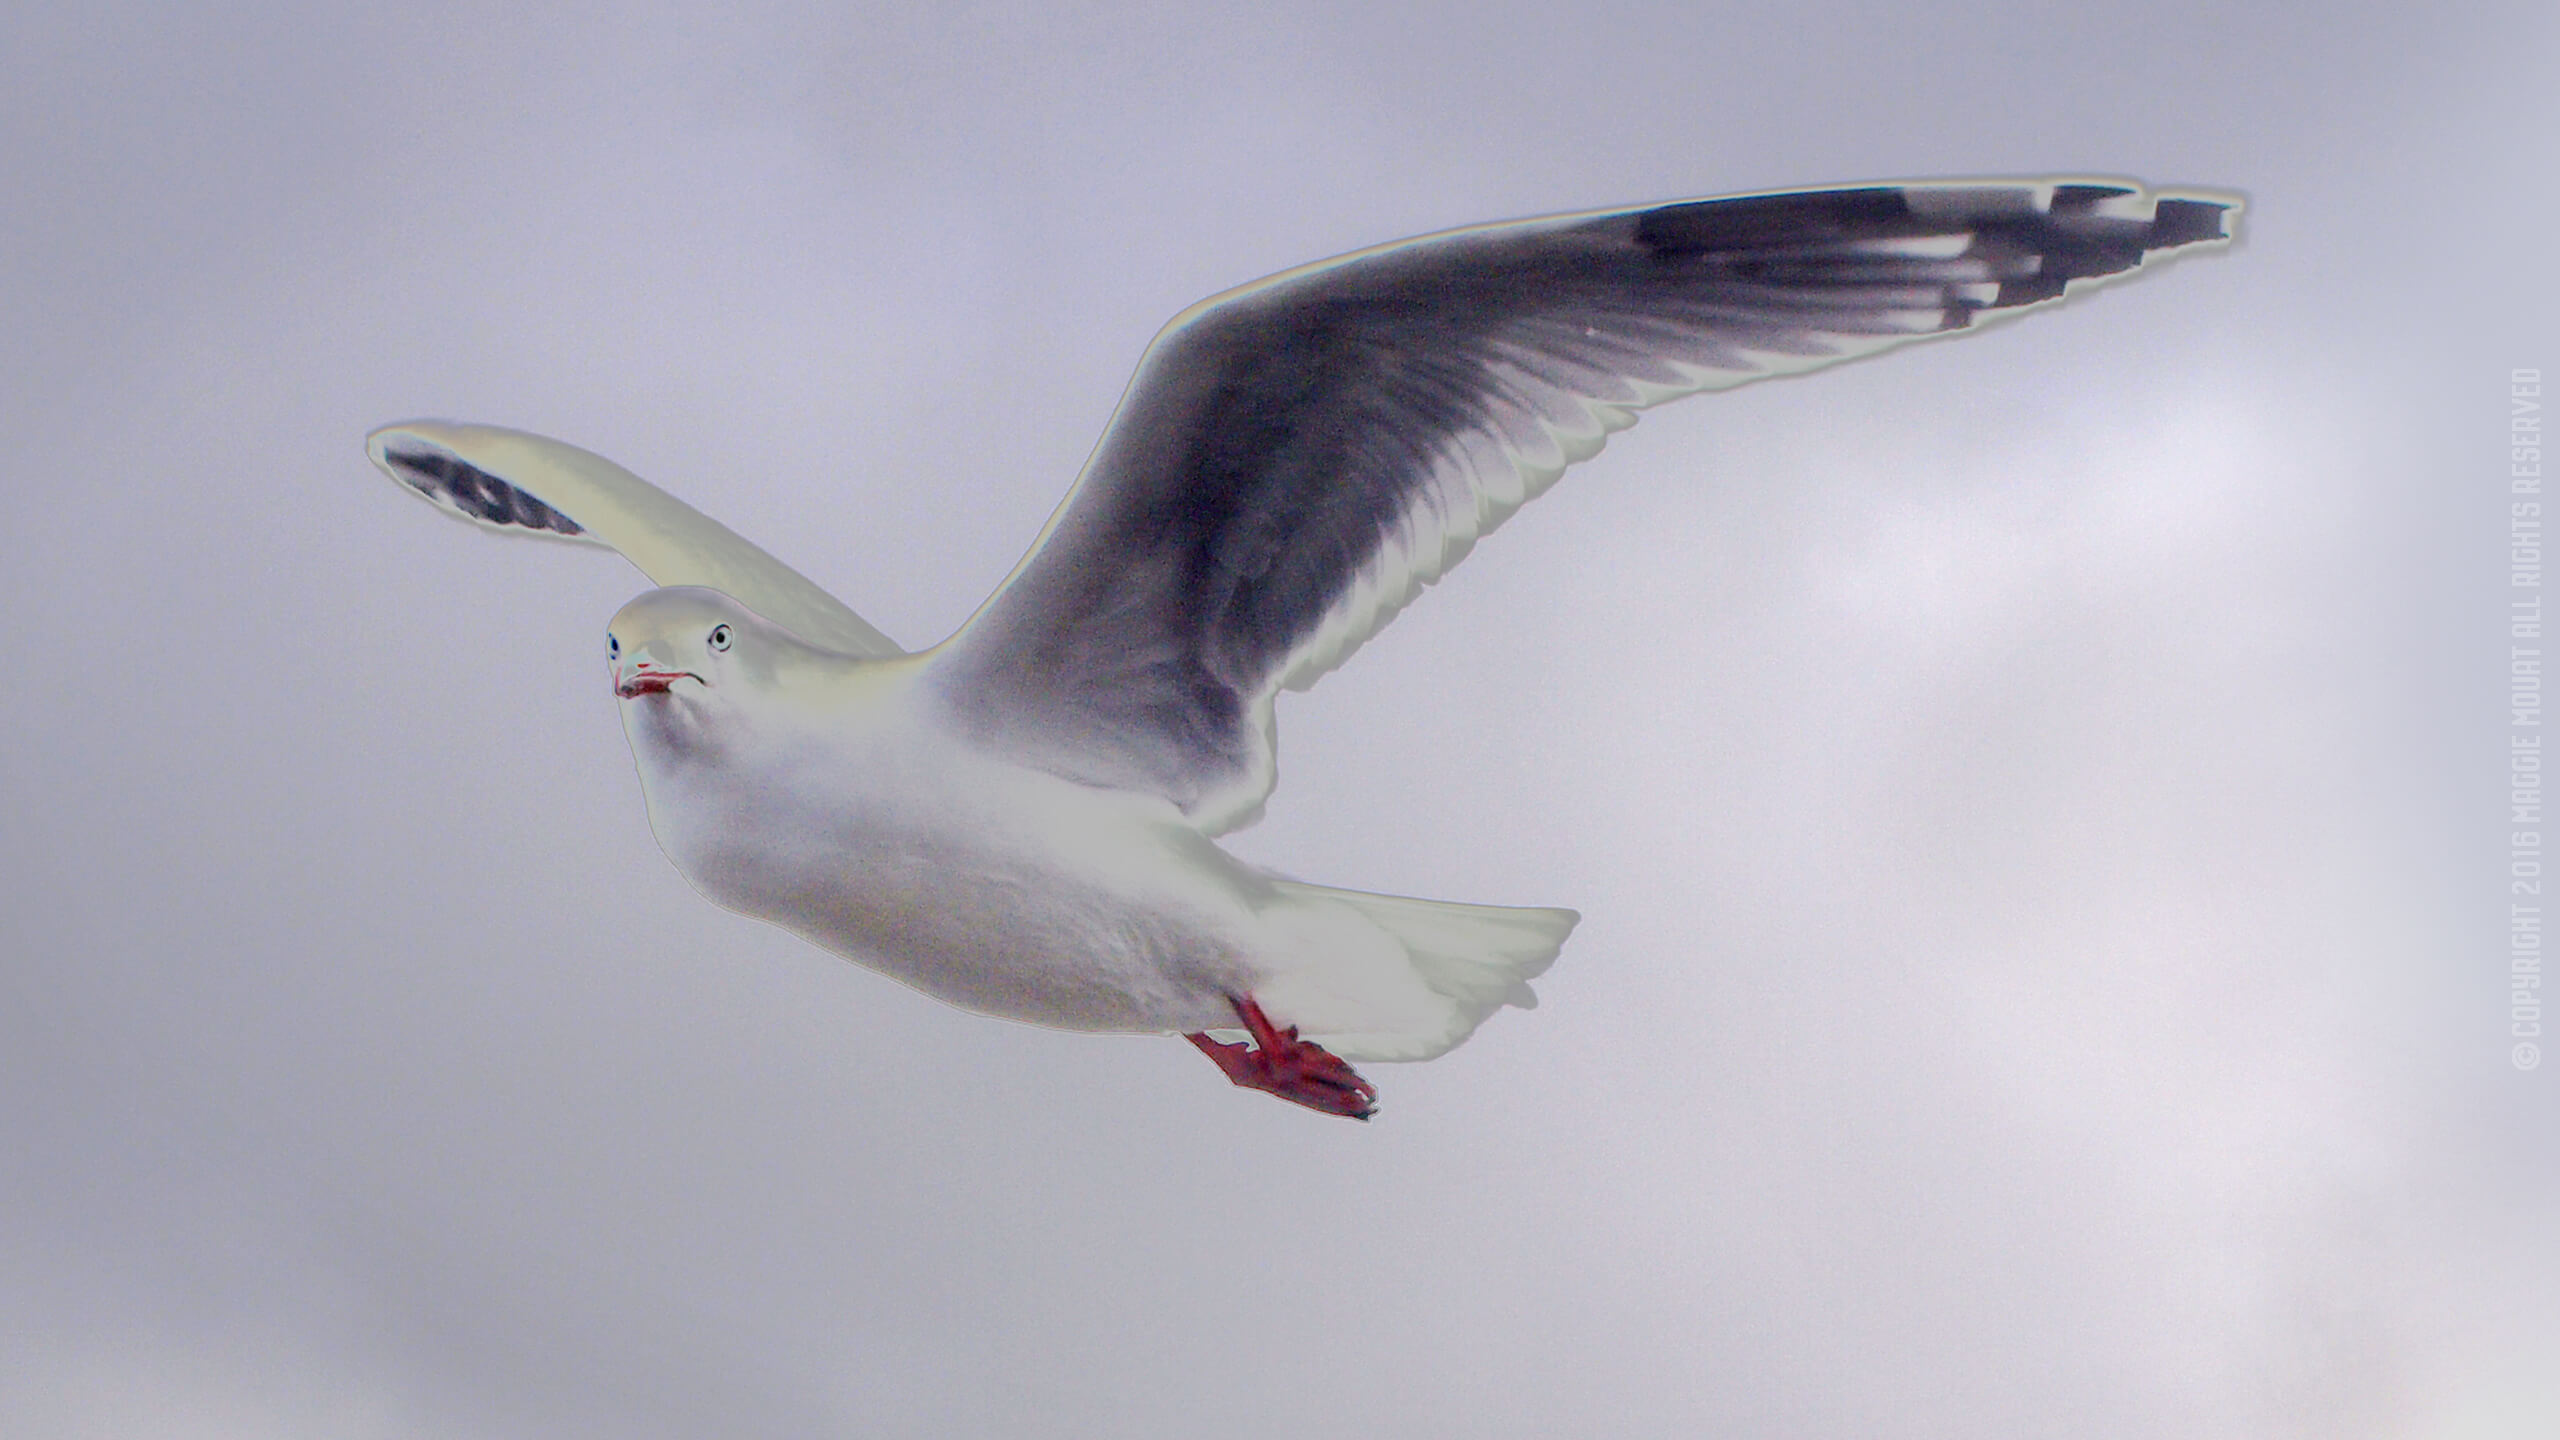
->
[[366, 177, 2238, 1115], [608, 589, 1495, 1056]]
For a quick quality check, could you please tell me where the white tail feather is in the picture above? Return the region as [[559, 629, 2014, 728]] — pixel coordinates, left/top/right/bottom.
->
[[1269, 881, 1577, 1062]]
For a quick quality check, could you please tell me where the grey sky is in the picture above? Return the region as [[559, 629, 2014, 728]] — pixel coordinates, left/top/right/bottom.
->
[[3, 3, 2548, 1436]]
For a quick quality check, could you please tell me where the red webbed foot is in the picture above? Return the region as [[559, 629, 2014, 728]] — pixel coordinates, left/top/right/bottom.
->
[[1186, 994, 1379, 1121]]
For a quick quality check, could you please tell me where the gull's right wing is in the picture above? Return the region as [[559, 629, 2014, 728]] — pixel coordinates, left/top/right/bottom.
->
[[365, 421, 900, 658]]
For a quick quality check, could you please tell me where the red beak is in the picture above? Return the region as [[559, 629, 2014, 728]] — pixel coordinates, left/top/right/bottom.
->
[[615, 667, 695, 698]]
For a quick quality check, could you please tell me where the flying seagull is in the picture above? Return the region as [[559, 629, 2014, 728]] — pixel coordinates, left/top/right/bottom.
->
[[367, 177, 2237, 1119]]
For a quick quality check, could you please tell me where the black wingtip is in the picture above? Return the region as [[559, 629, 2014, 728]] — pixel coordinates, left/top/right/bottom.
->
[[1632, 185, 1913, 257], [378, 443, 586, 537], [2146, 196, 2234, 250], [1628, 180, 2238, 277], [2050, 182, 2139, 211]]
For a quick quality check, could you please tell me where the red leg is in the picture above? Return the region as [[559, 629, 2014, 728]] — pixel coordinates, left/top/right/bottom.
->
[[1186, 994, 1379, 1121]]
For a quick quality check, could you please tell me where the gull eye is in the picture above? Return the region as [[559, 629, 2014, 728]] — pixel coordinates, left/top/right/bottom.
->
[[708, 624, 733, 652], [608, 634, 620, 658]]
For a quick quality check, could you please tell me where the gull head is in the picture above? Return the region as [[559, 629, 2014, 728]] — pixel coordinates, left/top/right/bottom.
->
[[606, 586, 756, 700], [606, 586, 886, 784], [606, 587, 802, 768], [604, 583, 867, 727]]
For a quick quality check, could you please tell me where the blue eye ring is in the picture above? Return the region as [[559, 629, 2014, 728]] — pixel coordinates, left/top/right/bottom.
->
[[608, 634, 620, 657], [708, 624, 733, 652]]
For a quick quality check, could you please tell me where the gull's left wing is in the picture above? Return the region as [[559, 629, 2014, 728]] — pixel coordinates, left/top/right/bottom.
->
[[365, 421, 900, 658], [928, 178, 2240, 833]]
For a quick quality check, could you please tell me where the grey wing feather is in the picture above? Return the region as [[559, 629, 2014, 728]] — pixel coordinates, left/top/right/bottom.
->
[[929, 178, 2240, 831]]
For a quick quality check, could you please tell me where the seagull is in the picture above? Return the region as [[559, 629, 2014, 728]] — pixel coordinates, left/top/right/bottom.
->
[[367, 177, 2237, 1119]]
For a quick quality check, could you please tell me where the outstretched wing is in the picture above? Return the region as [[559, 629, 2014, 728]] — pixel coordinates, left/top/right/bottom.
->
[[365, 421, 900, 658], [928, 178, 2239, 832]]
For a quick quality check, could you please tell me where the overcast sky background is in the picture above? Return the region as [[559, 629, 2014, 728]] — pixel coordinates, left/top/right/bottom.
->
[[2, 3, 2548, 1436]]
